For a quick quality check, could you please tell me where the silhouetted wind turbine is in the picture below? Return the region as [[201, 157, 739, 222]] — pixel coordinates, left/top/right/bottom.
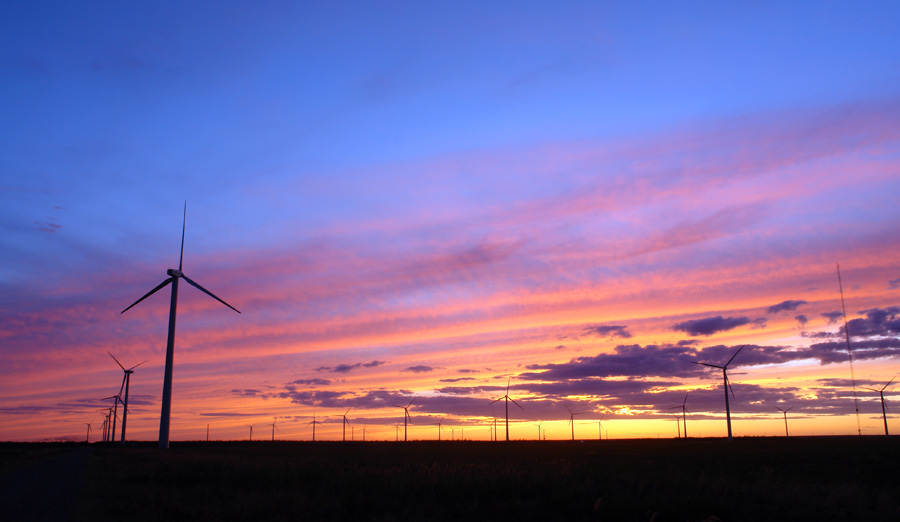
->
[[341, 408, 351, 442], [490, 378, 523, 441], [108, 352, 146, 444], [437, 417, 446, 441], [565, 405, 585, 441], [394, 398, 414, 441], [121, 203, 240, 449], [84, 422, 92, 443], [672, 414, 682, 438], [668, 392, 691, 438], [864, 377, 895, 437], [247, 424, 255, 441], [101, 396, 121, 442], [307, 411, 322, 441], [535, 420, 544, 440], [776, 406, 792, 437], [268, 418, 279, 441], [693, 345, 746, 441]]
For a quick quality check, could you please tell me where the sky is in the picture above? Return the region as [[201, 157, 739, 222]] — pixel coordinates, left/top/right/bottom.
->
[[2, 1, 900, 442]]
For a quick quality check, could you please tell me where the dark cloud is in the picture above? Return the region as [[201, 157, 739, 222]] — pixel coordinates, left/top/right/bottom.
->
[[751, 317, 768, 330], [554, 345, 566, 350], [439, 377, 476, 383], [317, 360, 386, 373], [522, 343, 705, 380], [583, 325, 632, 339], [289, 379, 331, 386], [672, 316, 751, 336], [457, 369, 478, 374], [795, 315, 808, 328], [844, 307, 900, 337], [767, 300, 808, 314], [231, 389, 261, 397], [403, 365, 437, 373], [889, 278, 900, 290], [821, 311, 843, 324]]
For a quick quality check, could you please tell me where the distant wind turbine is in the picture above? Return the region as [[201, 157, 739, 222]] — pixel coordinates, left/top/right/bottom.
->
[[121, 203, 241, 449], [692, 345, 747, 441], [668, 392, 692, 438], [535, 420, 544, 441], [247, 424, 255, 441], [108, 352, 146, 444], [307, 411, 322, 441], [565, 405, 585, 441], [101, 396, 121, 442], [268, 418, 279, 441], [437, 417, 446, 441], [776, 406, 792, 437], [394, 398, 414, 441], [490, 378, 523, 441], [341, 408, 351, 442], [84, 422, 92, 443], [864, 377, 895, 437], [672, 415, 682, 438]]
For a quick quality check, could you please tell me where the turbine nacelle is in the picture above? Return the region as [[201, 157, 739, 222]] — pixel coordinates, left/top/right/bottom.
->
[[167, 268, 184, 277]]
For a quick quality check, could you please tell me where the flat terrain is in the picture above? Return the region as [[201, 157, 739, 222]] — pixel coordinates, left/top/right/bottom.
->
[[1, 437, 898, 521]]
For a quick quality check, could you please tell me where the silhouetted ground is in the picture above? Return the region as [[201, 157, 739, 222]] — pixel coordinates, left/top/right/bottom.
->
[[1, 437, 898, 521]]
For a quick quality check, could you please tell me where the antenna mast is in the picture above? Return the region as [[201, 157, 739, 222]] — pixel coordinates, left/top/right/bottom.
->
[[837, 263, 861, 436]]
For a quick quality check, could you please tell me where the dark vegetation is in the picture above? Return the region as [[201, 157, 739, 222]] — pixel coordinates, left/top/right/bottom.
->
[[2, 437, 898, 521]]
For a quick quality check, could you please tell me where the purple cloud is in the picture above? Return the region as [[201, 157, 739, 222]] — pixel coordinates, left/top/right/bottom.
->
[[403, 365, 438, 373], [889, 278, 900, 290], [795, 314, 808, 328], [767, 300, 808, 314], [821, 311, 843, 324], [583, 325, 632, 339], [317, 360, 386, 373], [672, 316, 751, 336]]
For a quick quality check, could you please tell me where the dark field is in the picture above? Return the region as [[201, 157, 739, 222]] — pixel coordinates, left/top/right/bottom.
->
[[1, 437, 898, 521]]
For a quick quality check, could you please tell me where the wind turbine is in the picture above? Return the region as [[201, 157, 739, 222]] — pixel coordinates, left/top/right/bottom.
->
[[394, 423, 401, 442], [101, 396, 121, 442], [341, 408, 351, 442], [393, 398, 414, 441], [437, 417, 446, 441], [535, 420, 544, 441], [84, 423, 92, 443], [108, 352, 146, 444], [490, 378, 523, 441], [668, 392, 692, 438], [121, 203, 241, 449], [450, 426, 456, 441], [864, 377, 896, 437], [268, 418, 279, 441], [672, 415, 682, 438], [598, 417, 604, 440], [307, 411, 322, 441], [565, 405, 585, 441], [776, 406, 792, 437], [247, 424, 254, 441], [692, 345, 746, 441]]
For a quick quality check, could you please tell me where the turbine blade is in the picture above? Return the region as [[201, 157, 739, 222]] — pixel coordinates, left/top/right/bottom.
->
[[510, 398, 524, 410], [407, 397, 416, 407], [121, 278, 174, 314], [181, 275, 241, 314], [725, 345, 746, 367], [128, 360, 148, 371], [108, 352, 126, 371], [489, 397, 503, 404], [726, 374, 736, 398], [180, 202, 186, 272], [883, 376, 896, 391], [692, 361, 723, 369], [565, 405, 573, 414]]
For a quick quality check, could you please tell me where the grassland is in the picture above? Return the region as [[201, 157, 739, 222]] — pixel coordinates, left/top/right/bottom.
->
[[2, 437, 898, 521]]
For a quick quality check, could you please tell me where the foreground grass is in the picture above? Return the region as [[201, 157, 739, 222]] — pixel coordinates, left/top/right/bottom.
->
[[8, 437, 899, 521]]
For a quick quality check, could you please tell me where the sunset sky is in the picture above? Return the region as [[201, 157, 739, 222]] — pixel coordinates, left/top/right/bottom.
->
[[3, 2, 900, 442]]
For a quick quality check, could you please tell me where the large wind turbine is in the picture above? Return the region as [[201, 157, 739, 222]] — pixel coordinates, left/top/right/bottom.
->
[[565, 405, 585, 441], [394, 398, 414, 441], [864, 377, 895, 437], [490, 378, 523, 442], [692, 345, 746, 441], [121, 204, 241, 449], [776, 406, 792, 437], [108, 352, 145, 444]]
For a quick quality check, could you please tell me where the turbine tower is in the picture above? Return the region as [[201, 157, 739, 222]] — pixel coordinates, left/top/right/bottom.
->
[[692, 345, 746, 441], [307, 411, 322, 441], [437, 417, 446, 441], [565, 405, 585, 441], [668, 393, 691, 438], [268, 418, 279, 441], [341, 408, 351, 442], [489, 378, 523, 441], [84, 422, 92, 443], [776, 406, 792, 437], [535, 420, 544, 441], [108, 352, 146, 444], [393, 398, 414, 441], [864, 377, 895, 437], [121, 204, 241, 449], [247, 424, 254, 441]]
